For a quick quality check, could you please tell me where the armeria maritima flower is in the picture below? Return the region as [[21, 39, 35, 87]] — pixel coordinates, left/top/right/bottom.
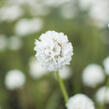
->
[[5, 70, 25, 90], [34, 31, 73, 71], [66, 94, 95, 109], [103, 56, 109, 75], [95, 86, 109, 104], [82, 64, 104, 88]]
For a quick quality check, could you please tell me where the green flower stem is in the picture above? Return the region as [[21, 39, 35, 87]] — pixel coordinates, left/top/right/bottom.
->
[[56, 71, 69, 103]]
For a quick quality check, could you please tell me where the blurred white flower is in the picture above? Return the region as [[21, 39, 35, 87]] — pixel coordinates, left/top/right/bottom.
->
[[66, 94, 95, 109], [0, 5, 23, 22], [0, 35, 7, 51], [80, 0, 99, 9], [5, 70, 25, 90], [42, 0, 70, 7], [103, 57, 109, 75], [82, 64, 105, 88], [15, 18, 43, 36], [8, 36, 22, 50], [95, 86, 109, 104], [80, 0, 109, 27], [9, 0, 49, 16], [27, 0, 50, 16], [60, 3, 75, 19], [8, 0, 27, 4], [59, 66, 72, 80], [34, 31, 73, 71], [9, 0, 70, 8], [29, 57, 48, 79]]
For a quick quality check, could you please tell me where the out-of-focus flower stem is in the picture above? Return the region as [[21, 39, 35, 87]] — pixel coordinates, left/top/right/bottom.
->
[[56, 71, 69, 103]]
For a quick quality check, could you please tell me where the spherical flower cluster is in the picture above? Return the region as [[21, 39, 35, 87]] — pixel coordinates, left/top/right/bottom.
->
[[80, 0, 109, 27], [15, 18, 43, 36], [103, 57, 109, 75], [95, 86, 109, 104], [29, 57, 48, 79], [43, 0, 70, 7], [82, 64, 105, 88], [0, 5, 23, 22], [9, 0, 27, 4], [60, 3, 75, 19], [59, 66, 72, 80], [34, 31, 73, 71], [66, 94, 95, 109], [5, 70, 26, 90]]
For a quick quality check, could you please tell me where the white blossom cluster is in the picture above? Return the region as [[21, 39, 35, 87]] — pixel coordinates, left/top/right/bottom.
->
[[95, 86, 109, 104], [29, 57, 48, 79], [103, 57, 109, 75], [8, 0, 70, 17], [66, 94, 95, 109], [59, 66, 72, 80], [0, 35, 22, 51], [60, 2, 75, 19], [0, 5, 23, 22], [82, 64, 105, 88], [54, 66, 72, 80], [15, 18, 43, 36], [42, 0, 70, 7], [34, 31, 73, 71], [5, 70, 26, 90], [80, 0, 109, 27]]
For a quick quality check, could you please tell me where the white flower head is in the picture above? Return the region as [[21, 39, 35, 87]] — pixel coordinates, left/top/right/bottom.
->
[[27, 0, 50, 16], [54, 66, 72, 80], [60, 3, 75, 19], [66, 94, 95, 109], [8, 36, 22, 50], [0, 35, 7, 51], [80, 0, 109, 27], [59, 66, 72, 80], [82, 64, 105, 88], [15, 18, 43, 36], [34, 31, 73, 71], [5, 70, 26, 90], [9, 0, 28, 4], [29, 57, 48, 79], [0, 5, 23, 22], [103, 57, 109, 75], [95, 86, 109, 104], [42, 0, 70, 7]]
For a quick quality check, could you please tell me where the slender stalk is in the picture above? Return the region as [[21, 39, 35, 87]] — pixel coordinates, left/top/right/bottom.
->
[[56, 71, 69, 103]]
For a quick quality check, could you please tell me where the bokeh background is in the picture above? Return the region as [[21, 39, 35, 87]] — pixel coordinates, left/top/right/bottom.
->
[[0, 0, 109, 109]]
